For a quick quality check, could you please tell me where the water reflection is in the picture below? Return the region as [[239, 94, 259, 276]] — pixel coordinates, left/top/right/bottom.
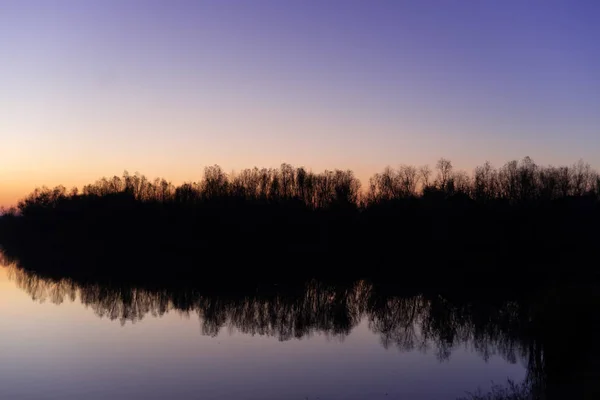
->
[[7, 265, 528, 363], [6, 262, 600, 399]]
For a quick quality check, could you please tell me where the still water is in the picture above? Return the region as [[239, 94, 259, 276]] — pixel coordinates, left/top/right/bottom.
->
[[0, 264, 527, 400]]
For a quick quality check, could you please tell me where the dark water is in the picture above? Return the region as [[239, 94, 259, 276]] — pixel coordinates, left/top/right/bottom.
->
[[0, 263, 535, 400]]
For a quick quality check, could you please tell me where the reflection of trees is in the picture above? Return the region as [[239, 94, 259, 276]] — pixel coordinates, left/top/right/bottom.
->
[[8, 266, 173, 324], [195, 280, 364, 340], [9, 265, 78, 304], [19, 264, 600, 398], [365, 294, 530, 365], [8, 265, 532, 367], [367, 295, 428, 352], [5, 246, 600, 400], [417, 297, 514, 363]]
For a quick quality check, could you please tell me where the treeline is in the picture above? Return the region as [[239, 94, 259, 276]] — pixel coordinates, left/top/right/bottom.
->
[[5, 157, 600, 212], [1, 157, 600, 279]]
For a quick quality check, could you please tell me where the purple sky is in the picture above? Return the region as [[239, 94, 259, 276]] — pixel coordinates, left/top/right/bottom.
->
[[1, 0, 599, 206]]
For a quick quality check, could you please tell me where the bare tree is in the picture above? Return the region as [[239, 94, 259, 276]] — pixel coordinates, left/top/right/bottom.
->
[[398, 165, 420, 197], [473, 161, 497, 202], [419, 165, 432, 192], [435, 158, 453, 192]]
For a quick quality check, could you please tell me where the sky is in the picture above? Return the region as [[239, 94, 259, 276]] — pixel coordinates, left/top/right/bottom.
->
[[1, 0, 599, 207]]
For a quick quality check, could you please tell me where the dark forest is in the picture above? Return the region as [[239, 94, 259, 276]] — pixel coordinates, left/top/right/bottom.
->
[[1, 157, 599, 285]]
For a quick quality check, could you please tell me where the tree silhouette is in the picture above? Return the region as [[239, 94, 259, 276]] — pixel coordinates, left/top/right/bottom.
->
[[0, 157, 599, 282]]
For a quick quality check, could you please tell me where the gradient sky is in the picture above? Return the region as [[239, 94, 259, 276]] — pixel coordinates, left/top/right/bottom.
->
[[2, 0, 599, 207]]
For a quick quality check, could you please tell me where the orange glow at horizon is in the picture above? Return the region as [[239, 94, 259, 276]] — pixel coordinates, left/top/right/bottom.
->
[[3, 152, 597, 209], [2, 1, 600, 208], [0, 162, 379, 208]]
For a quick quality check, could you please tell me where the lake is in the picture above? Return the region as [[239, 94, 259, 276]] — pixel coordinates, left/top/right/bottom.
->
[[0, 261, 536, 400]]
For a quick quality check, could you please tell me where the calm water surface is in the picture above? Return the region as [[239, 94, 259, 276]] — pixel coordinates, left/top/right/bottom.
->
[[0, 265, 526, 400]]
